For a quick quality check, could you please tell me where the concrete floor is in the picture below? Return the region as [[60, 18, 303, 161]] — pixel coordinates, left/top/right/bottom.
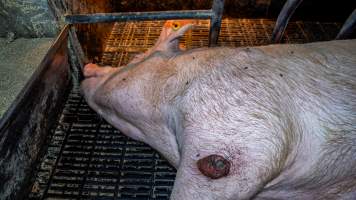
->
[[0, 38, 54, 118]]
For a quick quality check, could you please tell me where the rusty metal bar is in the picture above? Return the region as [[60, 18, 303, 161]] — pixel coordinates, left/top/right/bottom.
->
[[0, 25, 71, 200], [65, 10, 213, 24], [68, 26, 89, 69], [68, 26, 89, 82], [336, 9, 356, 40], [209, 0, 225, 46], [271, 0, 303, 43]]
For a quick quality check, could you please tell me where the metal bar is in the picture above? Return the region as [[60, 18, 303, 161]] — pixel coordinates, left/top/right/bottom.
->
[[271, 0, 303, 43], [0, 25, 69, 130], [209, 0, 225, 46], [68, 26, 88, 82], [65, 10, 213, 24], [68, 26, 89, 69], [0, 25, 71, 200], [336, 9, 356, 40]]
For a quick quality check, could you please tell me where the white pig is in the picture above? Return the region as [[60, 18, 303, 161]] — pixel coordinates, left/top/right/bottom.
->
[[81, 21, 356, 200]]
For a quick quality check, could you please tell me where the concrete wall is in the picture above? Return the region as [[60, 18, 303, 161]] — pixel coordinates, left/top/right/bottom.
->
[[0, 0, 58, 37]]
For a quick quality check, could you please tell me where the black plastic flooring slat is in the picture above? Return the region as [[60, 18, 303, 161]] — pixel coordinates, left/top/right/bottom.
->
[[28, 86, 175, 200]]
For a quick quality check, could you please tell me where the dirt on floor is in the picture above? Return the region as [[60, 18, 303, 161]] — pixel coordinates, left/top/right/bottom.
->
[[0, 37, 54, 118]]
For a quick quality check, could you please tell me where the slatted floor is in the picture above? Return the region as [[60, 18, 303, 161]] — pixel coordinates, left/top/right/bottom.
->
[[28, 18, 341, 200], [28, 86, 176, 200], [100, 18, 341, 67]]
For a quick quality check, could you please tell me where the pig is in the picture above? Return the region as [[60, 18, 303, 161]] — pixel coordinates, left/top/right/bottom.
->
[[81, 21, 356, 200]]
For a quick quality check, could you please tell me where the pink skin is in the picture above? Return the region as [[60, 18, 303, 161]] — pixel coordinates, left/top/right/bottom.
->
[[81, 20, 356, 200]]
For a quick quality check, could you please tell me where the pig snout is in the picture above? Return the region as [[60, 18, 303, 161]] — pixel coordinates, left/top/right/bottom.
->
[[83, 63, 118, 78], [83, 63, 99, 78]]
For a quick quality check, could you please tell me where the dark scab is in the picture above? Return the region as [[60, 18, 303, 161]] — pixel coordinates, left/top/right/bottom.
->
[[122, 78, 126, 81], [244, 67, 248, 70], [290, 51, 294, 54], [192, 56, 195, 60], [186, 81, 189, 85], [279, 74, 283, 77], [196, 153, 200, 157], [197, 154, 231, 179]]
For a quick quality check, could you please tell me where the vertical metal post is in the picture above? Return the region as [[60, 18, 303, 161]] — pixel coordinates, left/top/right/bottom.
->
[[69, 26, 89, 69], [271, 0, 303, 43], [209, 0, 225, 47], [336, 9, 356, 40], [68, 26, 89, 81]]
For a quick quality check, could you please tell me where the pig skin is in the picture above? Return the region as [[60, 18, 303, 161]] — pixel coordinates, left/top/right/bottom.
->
[[81, 39, 356, 200]]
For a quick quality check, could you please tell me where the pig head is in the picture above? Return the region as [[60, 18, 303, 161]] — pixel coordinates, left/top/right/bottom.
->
[[81, 21, 356, 199]]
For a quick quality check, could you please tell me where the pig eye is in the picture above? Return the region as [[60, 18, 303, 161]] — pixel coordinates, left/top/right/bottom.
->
[[172, 22, 181, 31], [197, 154, 231, 179]]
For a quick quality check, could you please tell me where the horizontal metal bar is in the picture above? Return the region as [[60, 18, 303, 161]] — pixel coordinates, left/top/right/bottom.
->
[[65, 10, 214, 24]]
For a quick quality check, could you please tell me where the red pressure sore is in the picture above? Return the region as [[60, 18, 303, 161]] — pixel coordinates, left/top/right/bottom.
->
[[197, 154, 231, 179]]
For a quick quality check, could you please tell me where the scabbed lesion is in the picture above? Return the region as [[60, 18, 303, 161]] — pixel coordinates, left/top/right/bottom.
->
[[197, 154, 231, 179]]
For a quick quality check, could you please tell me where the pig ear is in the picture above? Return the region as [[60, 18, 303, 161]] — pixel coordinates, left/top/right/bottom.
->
[[165, 24, 194, 52], [169, 24, 194, 43]]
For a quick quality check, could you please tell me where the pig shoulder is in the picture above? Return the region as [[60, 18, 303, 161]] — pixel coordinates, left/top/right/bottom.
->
[[171, 42, 356, 199]]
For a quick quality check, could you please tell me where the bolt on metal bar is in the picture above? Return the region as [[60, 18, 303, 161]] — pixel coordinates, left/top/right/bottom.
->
[[65, 10, 214, 24], [209, 0, 225, 46], [336, 9, 356, 40], [271, 0, 303, 43]]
